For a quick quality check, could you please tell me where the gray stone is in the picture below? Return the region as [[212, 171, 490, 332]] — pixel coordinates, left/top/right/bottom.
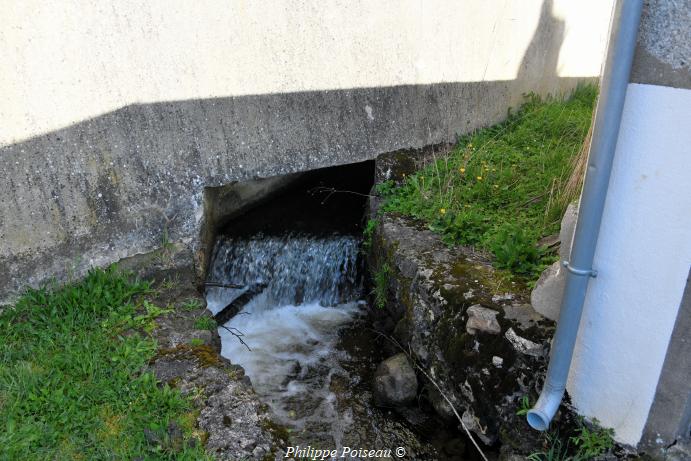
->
[[531, 201, 579, 321], [461, 410, 493, 445], [427, 385, 460, 422], [665, 441, 691, 461], [530, 261, 561, 321], [373, 353, 418, 406], [503, 303, 543, 328], [641, 267, 691, 454], [466, 304, 501, 335], [505, 328, 544, 357]]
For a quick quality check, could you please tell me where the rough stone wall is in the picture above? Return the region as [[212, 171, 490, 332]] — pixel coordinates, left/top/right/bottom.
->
[[367, 152, 557, 456], [0, 1, 614, 303]]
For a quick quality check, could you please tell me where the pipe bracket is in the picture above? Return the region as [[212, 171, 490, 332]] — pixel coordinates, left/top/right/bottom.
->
[[562, 260, 598, 278]]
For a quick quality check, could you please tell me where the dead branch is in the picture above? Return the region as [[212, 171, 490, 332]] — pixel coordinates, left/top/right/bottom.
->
[[213, 284, 266, 325], [219, 325, 252, 352], [519, 192, 547, 208], [204, 281, 246, 289]]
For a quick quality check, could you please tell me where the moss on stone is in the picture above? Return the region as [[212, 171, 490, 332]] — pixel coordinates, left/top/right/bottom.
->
[[154, 343, 221, 368], [260, 418, 290, 461]]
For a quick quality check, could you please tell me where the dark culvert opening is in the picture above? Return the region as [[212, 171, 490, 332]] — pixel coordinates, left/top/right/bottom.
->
[[217, 160, 375, 238], [203, 159, 486, 460]]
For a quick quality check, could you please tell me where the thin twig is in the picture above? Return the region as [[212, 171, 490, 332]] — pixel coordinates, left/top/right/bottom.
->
[[219, 325, 252, 351], [309, 186, 376, 204], [369, 328, 489, 461]]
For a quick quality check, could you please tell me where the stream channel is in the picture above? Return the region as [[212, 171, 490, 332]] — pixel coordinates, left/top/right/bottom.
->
[[204, 162, 476, 460]]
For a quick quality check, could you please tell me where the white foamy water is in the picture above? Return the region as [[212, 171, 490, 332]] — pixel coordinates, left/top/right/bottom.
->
[[219, 297, 366, 441], [208, 233, 365, 446]]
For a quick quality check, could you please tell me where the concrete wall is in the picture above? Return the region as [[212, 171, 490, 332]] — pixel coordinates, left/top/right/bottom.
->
[[566, 0, 691, 451], [0, 0, 614, 304]]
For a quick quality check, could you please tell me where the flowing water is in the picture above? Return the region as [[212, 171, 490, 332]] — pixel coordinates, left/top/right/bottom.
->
[[207, 233, 370, 447], [206, 232, 448, 459]]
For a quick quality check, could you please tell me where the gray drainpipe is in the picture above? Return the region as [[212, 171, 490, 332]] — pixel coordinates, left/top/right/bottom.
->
[[527, 0, 643, 431]]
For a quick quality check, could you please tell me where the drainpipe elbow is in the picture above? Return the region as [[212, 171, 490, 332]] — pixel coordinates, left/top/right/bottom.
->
[[527, 385, 565, 431]]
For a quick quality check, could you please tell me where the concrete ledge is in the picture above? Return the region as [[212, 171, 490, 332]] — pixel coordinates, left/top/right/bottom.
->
[[0, 79, 593, 304]]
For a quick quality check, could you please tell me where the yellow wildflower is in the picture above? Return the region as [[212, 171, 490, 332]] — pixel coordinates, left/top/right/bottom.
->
[[459, 167, 466, 174], [477, 176, 483, 181], [440, 208, 446, 215]]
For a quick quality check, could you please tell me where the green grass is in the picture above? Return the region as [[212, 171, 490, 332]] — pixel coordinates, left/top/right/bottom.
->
[[528, 418, 614, 461], [516, 395, 533, 416], [189, 338, 205, 347], [362, 218, 378, 250], [0, 267, 209, 460], [569, 419, 614, 459], [193, 316, 217, 331], [379, 86, 596, 280], [181, 298, 203, 312], [373, 263, 391, 309]]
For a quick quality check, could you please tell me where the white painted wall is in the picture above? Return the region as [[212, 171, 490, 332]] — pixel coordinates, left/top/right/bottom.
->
[[0, 0, 613, 147], [567, 83, 691, 446]]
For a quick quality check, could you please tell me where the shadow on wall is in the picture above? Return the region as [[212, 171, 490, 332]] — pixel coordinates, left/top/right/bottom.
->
[[0, 0, 591, 303], [517, 0, 566, 92]]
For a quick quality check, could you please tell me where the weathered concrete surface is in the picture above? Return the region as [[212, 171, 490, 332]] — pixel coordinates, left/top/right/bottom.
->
[[631, 0, 691, 89], [530, 201, 578, 321], [640, 268, 691, 457], [0, 1, 614, 304]]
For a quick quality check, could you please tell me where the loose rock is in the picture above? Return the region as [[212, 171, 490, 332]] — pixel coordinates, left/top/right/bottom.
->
[[466, 304, 501, 335], [373, 353, 418, 406], [505, 328, 543, 357], [531, 202, 578, 320]]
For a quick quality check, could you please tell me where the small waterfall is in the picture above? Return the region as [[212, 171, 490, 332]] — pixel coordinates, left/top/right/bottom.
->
[[207, 232, 366, 447], [206, 233, 361, 314]]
